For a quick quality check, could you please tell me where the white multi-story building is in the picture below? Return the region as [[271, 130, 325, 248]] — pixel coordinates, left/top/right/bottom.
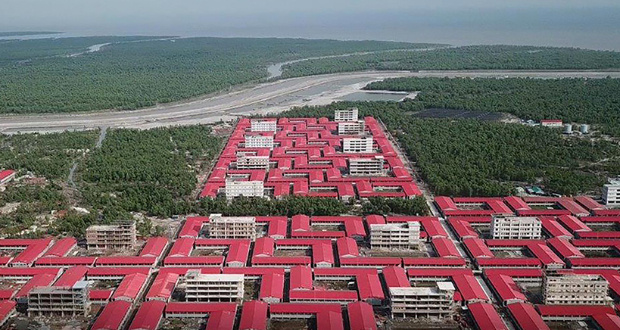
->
[[244, 135, 274, 149], [209, 214, 257, 240], [251, 119, 277, 132], [335, 108, 359, 122], [86, 222, 136, 250], [370, 222, 421, 250], [490, 216, 542, 240], [236, 154, 270, 170], [390, 282, 456, 319], [338, 121, 365, 135], [343, 137, 373, 153], [185, 271, 244, 303], [225, 179, 264, 200], [28, 281, 90, 317], [543, 273, 612, 305], [349, 156, 385, 176], [603, 179, 620, 205]]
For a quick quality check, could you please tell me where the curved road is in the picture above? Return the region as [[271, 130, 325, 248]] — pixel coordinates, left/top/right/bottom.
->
[[1, 70, 620, 134]]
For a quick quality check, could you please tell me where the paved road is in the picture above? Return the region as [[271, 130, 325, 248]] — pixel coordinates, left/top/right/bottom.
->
[[2, 70, 620, 134]]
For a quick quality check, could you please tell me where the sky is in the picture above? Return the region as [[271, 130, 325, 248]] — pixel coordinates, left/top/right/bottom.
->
[[2, 0, 620, 50]]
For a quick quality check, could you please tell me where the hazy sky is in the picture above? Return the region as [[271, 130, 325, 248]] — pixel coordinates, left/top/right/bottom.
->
[[3, 0, 620, 50]]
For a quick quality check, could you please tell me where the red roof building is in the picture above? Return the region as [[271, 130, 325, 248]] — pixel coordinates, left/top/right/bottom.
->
[[91, 300, 132, 330], [112, 273, 148, 302], [146, 272, 179, 302], [468, 302, 508, 330], [348, 301, 377, 330], [239, 300, 268, 330], [128, 300, 166, 330]]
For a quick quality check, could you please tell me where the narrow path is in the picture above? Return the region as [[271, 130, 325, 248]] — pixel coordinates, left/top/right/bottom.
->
[[67, 126, 108, 187]]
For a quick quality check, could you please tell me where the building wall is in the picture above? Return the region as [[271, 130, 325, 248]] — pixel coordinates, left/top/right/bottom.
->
[[244, 135, 274, 149], [343, 137, 373, 153], [338, 121, 365, 135], [389, 284, 455, 319], [225, 180, 265, 199], [335, 108, 359, 122], [236, 155, 270, 170], [370, 222, 420, 249], [209, 214, 257, 240], [349, 157, 385, 176], [543, 274, 612, 305], [185, 272, 244, 303], [251, 120, 277, 132], [28, 284, 90, 316], [86, 222, 137, 250], [490, 216, 542, 240], [603, 181, 620, 205]]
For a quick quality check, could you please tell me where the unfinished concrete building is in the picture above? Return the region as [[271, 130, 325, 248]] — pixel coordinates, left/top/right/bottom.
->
[[349, 156, 385, 176], [209, 214, 257, 240], [338, 121, 365, 135], [490, 216, 542, 240], [244, 135, 274, 149], [335, 108, 359, 122], [543, 273, 612, 305], [236, 154, 270, 170], [250, 119, 277, 132], [28, 281, 90, 317], [225, 179, 265, 200], [370, 222, 421, 250], [390, 282, 456, 319], [86, 221, 136, 250], [185, 271, 244, 303]]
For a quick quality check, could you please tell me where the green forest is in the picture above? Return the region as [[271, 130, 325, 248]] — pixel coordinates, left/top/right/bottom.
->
[[280, 101, 620, 196], [281, 45, 620, 77], [0, 37, 434, 114], [79, 125, 223, 218], [366, 77, 620, 137]]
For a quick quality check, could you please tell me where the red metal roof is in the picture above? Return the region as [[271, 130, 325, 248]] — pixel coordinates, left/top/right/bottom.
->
[[0, 170, 15, 181], [289, 289, 358, 301], [139, 237, 168, 258], [259, 272, 284, 301], [91, 300, 131, 330], [128, 300, 165, 330], [477, 258, 542, 268], [340, 257, 401, 267], [165, 302, 237, 314], [336, 237, 360, 258], [290, 266, 313, 291], [112, 273, 148, 301], [54, 266, 88, 287], [87, 267, 151, 278], [403, 258, 467, 268], [382, 266, 410, 288], [536, 304, 615, 317], [146, 272, 179, 301], [0, 300, 16, 324], [486, 274, 527, 304], [468, 302, 508, 330], [592, 313, 620, 330], [167, 238, 195, 257], [164, 256, 224, 266], [432, 237, 461, 258], [463, 238, 494, 258], [453, 274, 489, 303], [546, 238, 584, 259], [507, 303, 550, 330], [15, 273, 56, 298], [89, 289, 113, 301], [42, 237, 76, 257], [96, 256, 156, 267], [348, 302, 377, 330], [239, 300, 268, 330]]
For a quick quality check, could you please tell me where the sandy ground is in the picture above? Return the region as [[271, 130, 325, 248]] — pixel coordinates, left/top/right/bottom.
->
[[2, 70, 620, 134]]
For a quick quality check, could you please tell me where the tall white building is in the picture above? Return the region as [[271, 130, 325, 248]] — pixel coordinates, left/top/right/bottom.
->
[[390, 282, 456, 319], [209, 214, 257, 240], [245, 135, 274, 149], [236, 154, 270, 170], [225, 179, 264, 200], [343, 137, 373, 153], [185, 271, 244, 303], [603, 179, 620, 205], [490, 216, 542, 240], [86, 222, 137, 250], [370, 222, 421, 250], [335, 108, 359, 122], [349, 156, 385, 176], [251, 119, 277, 132], [338, 121, 365, 135], [543, 274, 612, 305]]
